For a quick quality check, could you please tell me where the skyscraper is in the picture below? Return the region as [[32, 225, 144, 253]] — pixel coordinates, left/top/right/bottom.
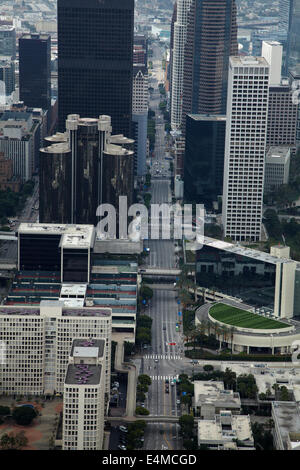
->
[[286, 0, 300, 73], [184, 114, 226, 207], [170, 0, 192, 130], [19, 34, 51, 113], [181, 0, 238, 130], [132, 65, 148, 177], [222, 57, 269, 242], [57, 0, 134, 136], [0, 25, 16, 59]]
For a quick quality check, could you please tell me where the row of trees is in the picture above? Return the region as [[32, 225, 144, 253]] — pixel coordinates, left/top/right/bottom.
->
[[0, 180, 35, 220]]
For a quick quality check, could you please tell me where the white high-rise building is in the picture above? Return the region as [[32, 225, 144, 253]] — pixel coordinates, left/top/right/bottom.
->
[[0, 302, 112, 397], [170, 0, 192, 130], [261, 41, 282, 86], [222, 56, 270, 242], [132, 66, 148, 176], [63, 339, 105, 450]]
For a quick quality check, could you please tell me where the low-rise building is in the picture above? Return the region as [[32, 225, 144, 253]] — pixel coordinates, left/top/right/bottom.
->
[[193, 381, 241, 418], [272, 401, 300, 450], [197, 411, 255, 450], [264, 146, 290, 194]]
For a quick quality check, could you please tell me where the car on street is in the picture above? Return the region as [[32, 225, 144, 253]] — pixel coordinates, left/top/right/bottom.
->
[[118, 445, 127, 450], [165, 378, 169, 383], [154, 358, 158, 363], [176, 399, 181, 405], [190, 360, 198, 364], [119, 426, 128, 433]]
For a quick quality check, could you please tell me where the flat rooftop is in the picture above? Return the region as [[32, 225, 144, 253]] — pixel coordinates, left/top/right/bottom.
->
[[71, 338, 105, 359], [272, 402, 300, 449], [203, 237, 296, 266], [65, 364, 101, 386], [0, 304, 111, 318], [188, 114, 226, 122], [18, 223, 95, 249], [230, 56, 269, 67]]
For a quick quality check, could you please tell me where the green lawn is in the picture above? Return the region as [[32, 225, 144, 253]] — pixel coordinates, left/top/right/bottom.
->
[[209, 303, 289, 330]]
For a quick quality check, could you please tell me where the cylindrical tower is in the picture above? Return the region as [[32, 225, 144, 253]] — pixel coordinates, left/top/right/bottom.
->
[[39, 142, 72, 223]]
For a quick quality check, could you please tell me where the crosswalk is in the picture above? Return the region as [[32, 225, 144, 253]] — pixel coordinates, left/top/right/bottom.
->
[[150, 375, 179, 382], [144, 354, 182, 360]]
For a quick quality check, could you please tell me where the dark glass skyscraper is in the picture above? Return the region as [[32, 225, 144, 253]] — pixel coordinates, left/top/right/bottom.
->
[[19, 34, 51, 112], [184, 114, 226, 207], [57, 0, 134, 136], [182, 0, 237, 130], [286, 0, 300, 73]]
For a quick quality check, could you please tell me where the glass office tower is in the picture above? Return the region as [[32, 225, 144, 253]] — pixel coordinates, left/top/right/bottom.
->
[[57, 0, 134, 136], [184, 114, 226, 207]]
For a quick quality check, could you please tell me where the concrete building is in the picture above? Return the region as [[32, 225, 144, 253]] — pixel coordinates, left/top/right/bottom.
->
[[170, 0, 192, 130], [0, 303, 112, 397], [173, 131, 185, 179], [222, 56, 269, 242], [17, 223, 95, 283], [0, 151, 20, 191], [261, 42, 298, 152], [197, 411, 255, 450], [196, 237, 300, 319], [264, 146, 290, 194], [132, 65, 148, 177], [193, 381, 241, 418], [0, 26, 16, 59], [63, 339, 105, 450], [0, 56, 15, 96], [262, 41, 283, 86], [272, 401, 300, 450], [0, 110, 40, 181]]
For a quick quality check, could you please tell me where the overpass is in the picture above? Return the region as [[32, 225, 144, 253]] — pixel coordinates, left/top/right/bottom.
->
[[106, 415, 200, 424], [139, 268, 182, 279]]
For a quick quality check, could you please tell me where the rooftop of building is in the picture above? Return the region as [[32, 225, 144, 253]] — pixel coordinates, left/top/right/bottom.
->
[[194, 381, 241, 407], [65, 363, 101, 386], [230, 56, 269, 67], [40, 142, 70, 154], [71, 338, 105, 359], [266, 146, 291, 161], [44, 132, 68, 143], [20, 33, 50, 41], [18, 223, 95, 249], [110, 134, 135, 145], [0, 303, 112, 318], [272, 402, 300, 449], [0, 111, 32, 121], [202, 237, 296, 266], [187, 114, 227, 122], [198, 413, 253, 444], [104, 143, 134, 157]]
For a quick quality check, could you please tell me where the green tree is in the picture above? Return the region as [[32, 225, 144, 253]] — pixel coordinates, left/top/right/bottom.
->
[[138, 374, 152, 386], [12, 406, 37, 425], [135, 406, 150, 415]]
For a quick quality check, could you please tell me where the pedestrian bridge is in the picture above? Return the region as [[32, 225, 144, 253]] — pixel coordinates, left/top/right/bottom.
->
[[139, 268, 181, 277]]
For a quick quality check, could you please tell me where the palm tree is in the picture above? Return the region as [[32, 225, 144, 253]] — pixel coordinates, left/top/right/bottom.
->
[[229, 326, 236, 355]]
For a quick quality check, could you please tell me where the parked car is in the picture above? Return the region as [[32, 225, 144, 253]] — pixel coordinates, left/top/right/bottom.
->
[[176, 399, 181, 405]]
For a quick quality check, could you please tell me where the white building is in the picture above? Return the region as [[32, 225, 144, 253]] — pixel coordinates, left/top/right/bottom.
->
[[198, 411, 255, 450], [261, 41, 282, 86], [63, 339, 105, 450], [0, 302, 112, 397], [222, 56, 269, 241], [264, 146, 290, 193], [170, 0, 192, 130], [132, 66, 148, 177]]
